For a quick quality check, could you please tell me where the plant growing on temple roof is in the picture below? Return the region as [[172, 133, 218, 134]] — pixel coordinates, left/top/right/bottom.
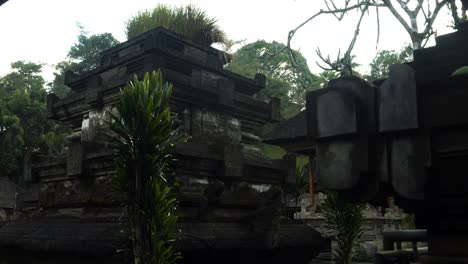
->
[[318, 191, 365, 264], [126, 4, 230, 48], [108, 70, 186, 264]]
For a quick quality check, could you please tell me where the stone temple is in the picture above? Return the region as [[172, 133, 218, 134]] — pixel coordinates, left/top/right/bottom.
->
[[0, 27, 326, 263]]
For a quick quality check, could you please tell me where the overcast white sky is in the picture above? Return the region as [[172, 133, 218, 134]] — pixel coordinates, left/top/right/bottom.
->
[[0, 0, 456, 81]]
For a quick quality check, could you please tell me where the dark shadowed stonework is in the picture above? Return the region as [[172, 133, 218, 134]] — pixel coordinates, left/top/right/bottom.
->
[[0, 27, 326, 263], [269, 24, 468, 263]]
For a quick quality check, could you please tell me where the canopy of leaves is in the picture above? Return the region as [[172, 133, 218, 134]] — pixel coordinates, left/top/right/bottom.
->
[[225, 40, 321, 119], [366, 45, 413, 83], [126, 4, 228, 47], [68, 30, 119, 73], [49, 28, 119, 98], [0, 61, 69, 176]]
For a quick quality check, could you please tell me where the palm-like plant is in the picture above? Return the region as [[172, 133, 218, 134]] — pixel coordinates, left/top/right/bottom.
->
[[126, 4, 229, 47], [318, 191, 365, 264], [108, 70, 186, 264]]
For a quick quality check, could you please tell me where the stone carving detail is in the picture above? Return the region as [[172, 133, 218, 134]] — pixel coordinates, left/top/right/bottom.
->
[[191, 108, 241, 144]]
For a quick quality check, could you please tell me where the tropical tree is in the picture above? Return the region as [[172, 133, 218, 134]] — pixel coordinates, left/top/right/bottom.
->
[[0, 61, 69, 177], [225, 40, 321, 118], [108, 70, 186, 264], [50, 26, 119, 97], [366, 45, 413, 83], [318, 191, 366, 264], [126, 4, 229, 48], [0, 105, 24, 175]]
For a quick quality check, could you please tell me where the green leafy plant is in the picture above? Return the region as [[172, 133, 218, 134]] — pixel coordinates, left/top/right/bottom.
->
[[108, 70, 186, 264], [318, 191, 366, 264], [126, 4, 229, 48], [451, 66, 468, 77]]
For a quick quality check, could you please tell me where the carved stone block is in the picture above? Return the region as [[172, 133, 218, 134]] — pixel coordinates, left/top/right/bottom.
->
[[201, 71, 222, 92], [378, 64, 418, 132], [0, 178, 16, 209], [391, 135, 428, 200], [269, 97, 281, 122], [67, 142, 85, 177], [85, 88, 102, 107], [308, 89, 357, 138], [315, 138, 368, 190], [328, 77, 375, 133], [184, 46, 207, 66], [224, 144, 244, 178], [307, 76, 375, 139], [217, 79, 235, 106]]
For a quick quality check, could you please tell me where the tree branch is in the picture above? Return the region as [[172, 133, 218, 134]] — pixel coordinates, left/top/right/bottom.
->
[[395, 0, 414, 16], [421, 0, 449, 38], [376, 6, 381, 49], [382, 0, 414, 38], [414, 0, 424, 15], [286, 0, 385, 65]]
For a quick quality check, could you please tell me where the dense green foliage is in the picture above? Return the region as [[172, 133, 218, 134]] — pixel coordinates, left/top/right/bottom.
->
[[108, 70, 185, 264], [50, 28, 119, 97], [366, 45, 412, 83], [126, 4, 228, 48], [0, 61, 69, 176], [225, 40, 321, 118], [318, 192, 366, 264]]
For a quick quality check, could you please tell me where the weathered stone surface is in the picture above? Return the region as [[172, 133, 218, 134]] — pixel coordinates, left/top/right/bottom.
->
[[378, 64, 418, 132], [315, 139, 367, 190], [217, 79, 235, 106], [66, 142, 85, 177], [224, 144, 244, 178], [307, 77, 374, 139], [327, 76, 375, 134], [81, 107, 112, 142], [319, 91, 356, 137], [0, 178, 16, 209], [390, 136, 428, 200]]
